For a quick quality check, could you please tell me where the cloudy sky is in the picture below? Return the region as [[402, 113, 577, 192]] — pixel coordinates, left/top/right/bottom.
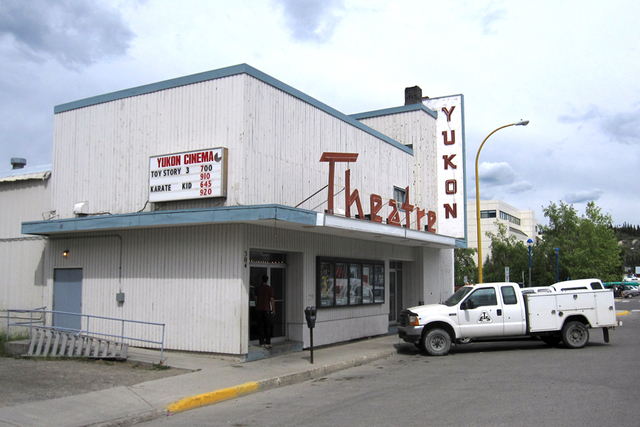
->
[[1, 0, 639, 227]]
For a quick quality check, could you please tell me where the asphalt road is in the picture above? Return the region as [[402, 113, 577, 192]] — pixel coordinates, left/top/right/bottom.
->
[[137, 298, 640, 427]]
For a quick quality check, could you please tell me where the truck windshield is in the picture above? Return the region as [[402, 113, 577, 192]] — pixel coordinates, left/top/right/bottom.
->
[[443, 287, 472, 306]]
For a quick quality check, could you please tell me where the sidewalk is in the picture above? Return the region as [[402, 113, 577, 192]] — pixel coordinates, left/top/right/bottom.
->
[[0, 334, 401, 427]]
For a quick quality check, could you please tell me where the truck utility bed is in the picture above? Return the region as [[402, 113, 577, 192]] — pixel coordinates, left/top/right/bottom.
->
[[525, 288, 617, 333]]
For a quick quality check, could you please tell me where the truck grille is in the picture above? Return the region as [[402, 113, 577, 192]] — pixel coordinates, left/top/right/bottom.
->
[[399, 311, 410, 327]]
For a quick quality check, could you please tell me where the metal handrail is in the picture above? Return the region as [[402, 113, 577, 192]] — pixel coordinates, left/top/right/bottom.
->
[[6, 309, 166, 363]]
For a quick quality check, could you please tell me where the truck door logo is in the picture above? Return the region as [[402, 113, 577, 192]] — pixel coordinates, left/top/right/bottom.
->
[[478, 311, 492, 323]]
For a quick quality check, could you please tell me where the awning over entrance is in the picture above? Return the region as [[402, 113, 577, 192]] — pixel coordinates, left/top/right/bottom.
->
[[22, 204, 459, 249]]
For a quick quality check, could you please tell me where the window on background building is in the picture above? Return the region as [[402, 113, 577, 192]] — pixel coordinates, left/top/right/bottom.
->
[[480, 210, 496, 218], [317, 257, 384, 308], [499, 211, 521, 226]]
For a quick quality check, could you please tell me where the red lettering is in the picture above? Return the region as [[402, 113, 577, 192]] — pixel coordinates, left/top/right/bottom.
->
[[427, 211, 436, 233], [416, 207, 426, 231], [184, 151, 216, 165], [370, 194, 383, 223], [320, 152, 359, 215], [445, 179, 457, 195], [443, 154, 457, 169], [401, 186, 414, 229], [444, 203, 457, 219], [345, 169, 364, 219], [442, 106, 455, 122], [387, 199, 401, 227], [442, 130, 455, 145], [157, 155, 181, 168]]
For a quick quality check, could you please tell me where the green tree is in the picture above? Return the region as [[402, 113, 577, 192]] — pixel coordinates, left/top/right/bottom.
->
[[482, 222, 529, 285], [454, 247, 477, 287], [534, 201, 623, 285]]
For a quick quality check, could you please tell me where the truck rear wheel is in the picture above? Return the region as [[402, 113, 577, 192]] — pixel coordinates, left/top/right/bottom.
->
[[422, 328, 451, 356], [562, 321, 589, 349]]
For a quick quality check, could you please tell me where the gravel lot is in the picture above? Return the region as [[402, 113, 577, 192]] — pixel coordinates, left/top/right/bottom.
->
[[0, 356, 189, 408]]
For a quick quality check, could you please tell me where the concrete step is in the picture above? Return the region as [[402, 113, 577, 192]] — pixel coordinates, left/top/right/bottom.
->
[[246, 340, 302, 362]]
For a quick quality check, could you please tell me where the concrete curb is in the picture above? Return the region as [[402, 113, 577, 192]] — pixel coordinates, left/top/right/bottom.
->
[[165, 347, 397, 414]]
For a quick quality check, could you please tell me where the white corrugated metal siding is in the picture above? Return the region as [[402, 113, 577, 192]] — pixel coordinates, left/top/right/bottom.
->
[[46, 225, 247, 354], [0, 178, 50, 324], [52, 73, 421, 223]]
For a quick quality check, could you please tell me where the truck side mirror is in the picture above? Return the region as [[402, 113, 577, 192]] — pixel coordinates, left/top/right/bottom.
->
[[304, 306, 317, 329], [461, 299, 475, 310]]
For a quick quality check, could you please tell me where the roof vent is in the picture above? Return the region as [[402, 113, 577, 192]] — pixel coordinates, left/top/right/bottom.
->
[[11, 158, 27, 169]]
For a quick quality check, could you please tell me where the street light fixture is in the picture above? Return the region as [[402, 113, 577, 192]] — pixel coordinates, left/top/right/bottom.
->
[[475, 120, 529, 283], [555, 247, 560, 282], [527, 238, 533, 287]]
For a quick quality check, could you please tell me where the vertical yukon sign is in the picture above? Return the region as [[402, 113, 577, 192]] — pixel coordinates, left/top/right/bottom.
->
[[149, 147, 228, 202], [423, 95, 466, 240]]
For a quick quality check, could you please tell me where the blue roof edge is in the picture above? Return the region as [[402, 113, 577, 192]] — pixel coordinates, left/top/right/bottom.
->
[[0, 164, 52, 179], [54, 64, 413, 155], [22, 204, 318, 236], [350, 103, 438, 120]]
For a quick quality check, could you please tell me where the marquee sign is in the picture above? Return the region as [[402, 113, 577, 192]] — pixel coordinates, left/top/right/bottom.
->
[[424, 95, 466, 240], [148, 147, 228, 202]]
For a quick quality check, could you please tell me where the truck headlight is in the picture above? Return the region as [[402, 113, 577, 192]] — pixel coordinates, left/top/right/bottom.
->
[[408, 315, 419, 326]]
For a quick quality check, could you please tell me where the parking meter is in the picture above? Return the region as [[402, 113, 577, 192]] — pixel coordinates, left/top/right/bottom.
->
[[304, 306, 317, 329], [304, 306, 316, 363]]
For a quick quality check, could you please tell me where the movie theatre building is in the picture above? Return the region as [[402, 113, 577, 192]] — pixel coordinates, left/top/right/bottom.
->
[[22, 64, 467, 357]]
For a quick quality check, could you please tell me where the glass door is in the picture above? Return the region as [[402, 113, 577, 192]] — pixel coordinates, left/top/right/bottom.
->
[[249, 252, 286, 344]]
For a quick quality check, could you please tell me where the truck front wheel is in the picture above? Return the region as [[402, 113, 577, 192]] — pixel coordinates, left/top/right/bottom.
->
[[562, 321, 589, 349], [422, 328, 451, 356]]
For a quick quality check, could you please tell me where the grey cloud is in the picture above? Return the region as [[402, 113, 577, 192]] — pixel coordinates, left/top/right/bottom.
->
[[272, 0, 344, 43], [601, 110, 640, 144], [564, 189, 604, 204], [478, 162, 516, 186], [558, 105, 602, 124], [479, 4, 507, 35], [507, 181, 534, 193], [0, 0, 134, 68], [559, 105, 640, 144]]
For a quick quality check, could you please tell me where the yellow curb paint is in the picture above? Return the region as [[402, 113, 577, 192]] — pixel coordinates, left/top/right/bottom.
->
[[167, 381, 259, 413]]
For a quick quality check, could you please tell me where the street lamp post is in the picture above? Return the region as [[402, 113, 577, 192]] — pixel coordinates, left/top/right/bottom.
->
[[555, 247, 560, 282], [475, 120, 529, 283], [527, 238, 533, 287]]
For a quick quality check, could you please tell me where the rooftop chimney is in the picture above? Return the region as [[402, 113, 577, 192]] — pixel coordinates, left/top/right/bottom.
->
[[404, 86, 424, 105], [11, 158, 27, 169]]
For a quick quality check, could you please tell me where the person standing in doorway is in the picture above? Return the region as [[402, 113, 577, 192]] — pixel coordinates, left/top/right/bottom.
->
[[255, 275, 275, 349]]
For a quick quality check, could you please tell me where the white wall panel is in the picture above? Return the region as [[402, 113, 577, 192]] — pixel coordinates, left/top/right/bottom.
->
[[52, 75, 246, 218], [0, 178, 50, 327], [0, 179, 51, 237], [45, 224, 248, 354]]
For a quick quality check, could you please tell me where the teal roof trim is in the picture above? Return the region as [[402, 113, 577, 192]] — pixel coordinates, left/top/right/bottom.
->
[[350, 103, 438, 120], [54, 64, 413, 155], [22, 205, 318, 236]]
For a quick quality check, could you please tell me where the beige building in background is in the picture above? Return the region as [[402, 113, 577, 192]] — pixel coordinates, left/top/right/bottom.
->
[[467, 199, 539, 266]]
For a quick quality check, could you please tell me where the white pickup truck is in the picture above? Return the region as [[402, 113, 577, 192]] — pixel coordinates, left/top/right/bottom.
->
[[398, 279, 620, 356]]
